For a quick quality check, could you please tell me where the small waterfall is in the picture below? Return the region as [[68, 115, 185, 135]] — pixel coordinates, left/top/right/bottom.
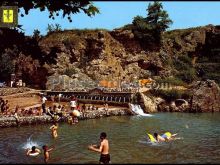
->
[[123, 97, 126, 103], [130, 104, 153, 117], [106, 96, 108, 101], [111, 96, 113, 101], [119, 97, 121, 102]]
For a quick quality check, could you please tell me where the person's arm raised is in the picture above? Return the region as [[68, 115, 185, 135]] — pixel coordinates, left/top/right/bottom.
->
[[36, 148, 41, 153], [88, 142, 103, 153], [26, 149, 31, 156]]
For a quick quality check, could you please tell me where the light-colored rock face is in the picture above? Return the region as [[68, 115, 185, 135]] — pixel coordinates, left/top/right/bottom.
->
[[36, 24, 220, 90], [39, 29, 168, 89], [190, 80, 220, 112], [139, 93, 157, 113]]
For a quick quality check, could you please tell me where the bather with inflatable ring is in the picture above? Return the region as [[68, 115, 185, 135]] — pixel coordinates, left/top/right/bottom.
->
[[26, 146, 41, 156]]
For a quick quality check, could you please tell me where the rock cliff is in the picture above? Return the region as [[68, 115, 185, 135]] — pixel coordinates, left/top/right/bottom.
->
[[1, 24, 220, 112]]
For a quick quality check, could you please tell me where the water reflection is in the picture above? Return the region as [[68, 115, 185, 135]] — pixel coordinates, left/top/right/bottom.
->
[[0, 113, 219, 163]]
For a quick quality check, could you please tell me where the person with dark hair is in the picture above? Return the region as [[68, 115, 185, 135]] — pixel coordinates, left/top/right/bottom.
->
[[88, 132, 110, 164], [26, 146, 41, 156], [153, 132, 178, 142], [42, 145, 54, 163]]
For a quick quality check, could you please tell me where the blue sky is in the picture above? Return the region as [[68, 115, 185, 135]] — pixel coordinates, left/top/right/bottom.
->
[[18, 1, 220, 36]]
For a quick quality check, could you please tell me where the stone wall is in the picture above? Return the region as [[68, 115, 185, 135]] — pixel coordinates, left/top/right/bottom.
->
[[0, 108, 131, 128]]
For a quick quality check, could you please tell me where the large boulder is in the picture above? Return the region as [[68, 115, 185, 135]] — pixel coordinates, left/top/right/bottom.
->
[[139, 93, 158, 113], [190, 80, 220, 112]]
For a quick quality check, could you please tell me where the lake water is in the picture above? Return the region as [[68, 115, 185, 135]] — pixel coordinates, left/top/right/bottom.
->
[[0, 113, 219, 164]]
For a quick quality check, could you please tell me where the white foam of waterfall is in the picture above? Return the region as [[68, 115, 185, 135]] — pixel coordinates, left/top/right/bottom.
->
[[130, 104, 153, 117]]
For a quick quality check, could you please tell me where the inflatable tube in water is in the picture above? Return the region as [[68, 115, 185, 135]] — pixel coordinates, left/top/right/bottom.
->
[[147, 132, 172, 142], [147, 133, 156, 142], [161, 132, 172, 139], [29, 152, 40, 156], [164, 132, 171, 138]]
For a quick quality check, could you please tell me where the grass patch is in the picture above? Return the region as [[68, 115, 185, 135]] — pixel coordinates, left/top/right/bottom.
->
[[150, 89, 192, 102], [155, 77, 186, 87]]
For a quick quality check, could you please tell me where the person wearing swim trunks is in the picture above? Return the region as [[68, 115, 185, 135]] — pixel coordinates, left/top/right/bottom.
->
[[88, 132, 110, 164], [26, 146, 41, 156]]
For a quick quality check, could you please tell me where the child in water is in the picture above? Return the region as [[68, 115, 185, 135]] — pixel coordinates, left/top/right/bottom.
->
[[42, 145, 54, 163], [50, 122, 58, 138]]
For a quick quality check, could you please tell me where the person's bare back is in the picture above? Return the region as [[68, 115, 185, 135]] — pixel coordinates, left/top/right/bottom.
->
[[100, 139, 109, 155]]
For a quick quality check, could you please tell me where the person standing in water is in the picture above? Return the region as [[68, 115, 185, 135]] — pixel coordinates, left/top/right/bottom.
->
[[42, 145, 54, 164], [50, 122, 58, 138], [88, 132, 110, 164]]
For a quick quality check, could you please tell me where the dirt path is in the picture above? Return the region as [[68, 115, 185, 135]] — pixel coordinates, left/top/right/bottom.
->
[[1, 90, 41, 111]]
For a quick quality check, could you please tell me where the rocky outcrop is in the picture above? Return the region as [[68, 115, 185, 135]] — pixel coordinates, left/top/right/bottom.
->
[[170, 99, 189, 112], [80, 108, 130, 120], [190, 80, 220, 112], [139, 93, 158, 113], [156, 80, 220, 112]]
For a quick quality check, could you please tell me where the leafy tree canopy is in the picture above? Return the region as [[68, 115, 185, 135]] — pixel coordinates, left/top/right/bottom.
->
[[132, 1, 173, 50], [0, 0, 99, 22]]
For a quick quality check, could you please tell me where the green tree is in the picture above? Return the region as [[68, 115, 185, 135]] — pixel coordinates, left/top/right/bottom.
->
[[132, 1, 173, 49], [0, 0, 99, 22], [146, 1, 172, 32], [0, 48, 17, 80], [46, 23, 62, 34], [33, 29, 41, 40]]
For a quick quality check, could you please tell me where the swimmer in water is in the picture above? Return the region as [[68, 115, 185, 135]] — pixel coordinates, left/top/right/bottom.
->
[[42, 145, 54, 164], [50, 122, 58, 138], [26, 146, 41, 156], [154, 132, 178, 142]]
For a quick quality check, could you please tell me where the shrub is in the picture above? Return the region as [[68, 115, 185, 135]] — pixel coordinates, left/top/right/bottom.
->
[[64, 68, 76, 77], [155, 77, 186, 86], [151, 88, 193, 102]]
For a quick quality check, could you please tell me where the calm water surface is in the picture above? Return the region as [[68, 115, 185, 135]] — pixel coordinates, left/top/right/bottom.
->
[[0, 113, 219, 164]]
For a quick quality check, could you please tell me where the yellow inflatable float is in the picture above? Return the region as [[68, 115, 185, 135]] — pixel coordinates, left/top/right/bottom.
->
[[147, 132, 172, 142]]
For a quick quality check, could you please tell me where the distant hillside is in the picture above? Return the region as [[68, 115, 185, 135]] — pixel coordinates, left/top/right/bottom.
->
[[0, 24, 220, 89]]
